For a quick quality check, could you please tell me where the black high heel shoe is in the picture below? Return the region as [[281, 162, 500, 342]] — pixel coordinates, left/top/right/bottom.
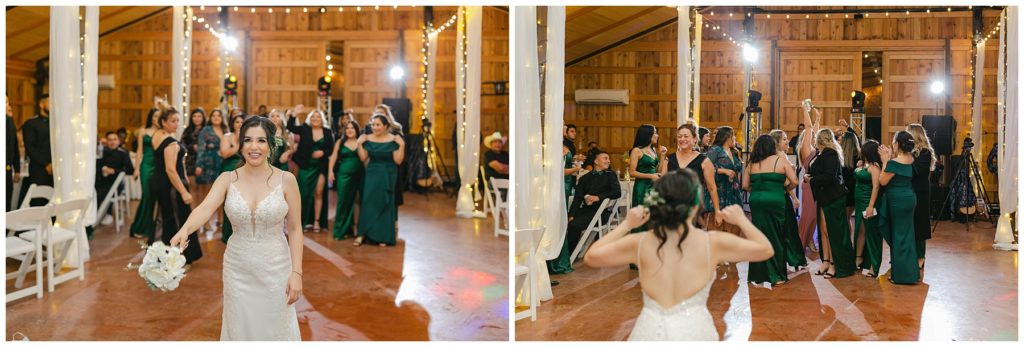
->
[[814, 260, 833, 276]]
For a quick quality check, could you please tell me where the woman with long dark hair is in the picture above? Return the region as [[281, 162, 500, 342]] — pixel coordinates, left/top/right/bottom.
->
[[628, 124, 668, 223], [584, 169, 773, 340], [906, 123, 935, 280], [878, 131, 920, 284], [743, 135, 799, 285], [804, 127, 855, 278], [840, 131, 862, 231], [287, 108, 335, 233], [355, 113, 404, 246], [668, 124, 720, 227], [129, 107, 161, 239], [150, 105, 202, 263], [196, 109, 228, 234], [182, 108, 206, 206], [769, 129, 807, 271], [697, 127, 711, 153], [706, 126, 743, 229], [854, 140, 884, 277], [327, 120, 363, 240], [267, 109, 295, 171]]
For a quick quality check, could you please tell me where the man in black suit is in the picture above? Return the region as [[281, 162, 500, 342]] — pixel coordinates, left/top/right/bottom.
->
[[95, 131, 135, 225], [20, 94, 52, 207], [566, 151, 621, 254], [6, 95, 21, 211]]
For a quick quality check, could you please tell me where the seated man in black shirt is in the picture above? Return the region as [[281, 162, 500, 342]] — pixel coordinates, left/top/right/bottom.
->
[[95, 131, 135, 225], [483, 132, 509, 180], [566, 151, 620, 253]]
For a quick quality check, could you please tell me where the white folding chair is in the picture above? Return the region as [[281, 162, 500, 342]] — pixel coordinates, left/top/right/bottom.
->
[[569, 199, 613, 263], [490, 178, 509, 237], [6, 205, 53, 303], [608, 184, 630, 228], [18, 184, 54, 209], [18, 198, 91, 292], [514, 227, 543, 322], [94, 172, 128, 233]]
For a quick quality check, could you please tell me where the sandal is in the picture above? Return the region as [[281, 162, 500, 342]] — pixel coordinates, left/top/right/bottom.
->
[[814, 261, 832, 276], [353, 236, 364, 247], [864, 271, 877, 278]]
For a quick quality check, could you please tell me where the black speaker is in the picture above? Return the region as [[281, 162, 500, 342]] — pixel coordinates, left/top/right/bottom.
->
[[866, 116, 881, 142], [382, 97, 412, 131], [922, 115, 956, 156]]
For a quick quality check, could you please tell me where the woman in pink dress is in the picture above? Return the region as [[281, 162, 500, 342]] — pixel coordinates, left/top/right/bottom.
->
[[797, 103, 821, 251]]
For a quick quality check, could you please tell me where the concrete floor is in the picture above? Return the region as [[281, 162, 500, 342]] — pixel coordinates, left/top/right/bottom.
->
[[6, 192, 508, 341], [515, 220, 1018, 341]]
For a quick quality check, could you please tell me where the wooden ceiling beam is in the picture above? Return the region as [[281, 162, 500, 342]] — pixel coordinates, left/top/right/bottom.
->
[[566, 7, 664, 48], [566, 7, 598, 22]]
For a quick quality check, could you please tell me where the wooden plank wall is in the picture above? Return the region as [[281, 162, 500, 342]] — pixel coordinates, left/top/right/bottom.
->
[[565, 8, 1002, 191]]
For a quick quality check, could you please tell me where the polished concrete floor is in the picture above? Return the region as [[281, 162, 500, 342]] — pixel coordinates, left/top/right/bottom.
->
[[6, 192, 508, 341], [516, 220, 1018, 341]]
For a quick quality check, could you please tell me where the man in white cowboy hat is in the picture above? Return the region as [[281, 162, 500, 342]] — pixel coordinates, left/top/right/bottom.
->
[[483, 131, 509, 181]]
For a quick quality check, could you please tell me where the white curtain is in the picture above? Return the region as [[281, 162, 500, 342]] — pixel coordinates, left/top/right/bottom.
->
[[171, 6, 193, 137], [677, 6, 691, 126], [692, 13, 703, 126], [995, 8, 1017, 249], [425, 32, 438, 125], [538, 6, 568, 302], [971, 41, 985, 157], [455, 6, 483, 218], [51, 6, 97, 264]]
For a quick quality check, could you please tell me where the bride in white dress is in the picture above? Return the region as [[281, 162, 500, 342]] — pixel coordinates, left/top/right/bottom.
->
[[585, 169, 773, 341], [171, 117, 304, 341]]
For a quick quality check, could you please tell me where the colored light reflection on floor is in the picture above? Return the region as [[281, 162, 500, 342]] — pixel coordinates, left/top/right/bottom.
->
[[432, 266, 508, 311]]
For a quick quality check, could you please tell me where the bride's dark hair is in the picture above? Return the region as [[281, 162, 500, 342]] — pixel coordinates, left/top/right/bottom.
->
[[234, 116, 279, 184], [648, 168, 704, 259]]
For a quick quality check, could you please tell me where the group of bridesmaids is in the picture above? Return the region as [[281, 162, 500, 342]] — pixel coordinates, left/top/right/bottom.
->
[[624, 102, 934, 286], [129, 100, 406, 253]]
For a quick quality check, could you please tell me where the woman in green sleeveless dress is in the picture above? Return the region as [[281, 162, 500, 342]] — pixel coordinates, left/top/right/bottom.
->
[[268, 109, 294, 171], [547, 144, 580, 274], [628, 124, 667, 232], [878, 131, 919, 284], [805, 128, 855, 279], [854, 140, 884, 277], [355, 114, 404, 246], [218, 114, 245, 242], [744, 135, 798, 285], [768, 129, 807, 270], [130, 108, 161, 240], [328, 121, 363, 240]]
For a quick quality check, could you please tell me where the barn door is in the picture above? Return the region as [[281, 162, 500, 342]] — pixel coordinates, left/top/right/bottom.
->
[[881, 52, 945, 143], [776, 51, 862, 135], [248, 41, 326, 113], [343, 41, 402, 117]]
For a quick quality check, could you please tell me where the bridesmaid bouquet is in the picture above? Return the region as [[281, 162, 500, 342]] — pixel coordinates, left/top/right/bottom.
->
[[132, 242, 187, 292]]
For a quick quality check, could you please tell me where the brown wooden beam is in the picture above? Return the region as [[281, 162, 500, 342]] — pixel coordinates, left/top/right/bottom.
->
[[566, 7, 662, 48], [566, 7, 598, 22]]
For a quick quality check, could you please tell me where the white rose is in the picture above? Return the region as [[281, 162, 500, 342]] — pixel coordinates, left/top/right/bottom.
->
[[143, 248, 160, 266], [163, 253, 186, 272], [149, 242, 167, 254], [147, 268, 173, 289]]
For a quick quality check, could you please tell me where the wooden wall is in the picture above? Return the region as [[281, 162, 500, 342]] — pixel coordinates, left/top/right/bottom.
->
[[5, 6, 509, 175], [564, 8, 1003, 191]]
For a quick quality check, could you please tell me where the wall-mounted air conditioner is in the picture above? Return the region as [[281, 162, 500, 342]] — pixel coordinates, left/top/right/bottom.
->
[[574, 89, 629, 105]]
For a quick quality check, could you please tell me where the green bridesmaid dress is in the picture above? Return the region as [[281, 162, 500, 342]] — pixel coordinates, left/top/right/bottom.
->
[[563, 151, 574, 208], [298, 137, 327, 228], [782, 191, 807, 269], [747, 170, 789, 284], [332, 145, 363, 240], [878, 160, 919, 284], [818, 192, 856, 278], [630, 151, 658, 233], [219, 153, 241, 243], [357, 140, 399, 245], [854, 166, 883, 275], [130, 133, 158, 239], [271, 135, 290, 171], [548, 151, 575, 274]]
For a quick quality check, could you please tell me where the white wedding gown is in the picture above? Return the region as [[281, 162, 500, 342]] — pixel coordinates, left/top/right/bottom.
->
[[628, 232, 719, 341], [221, 175, 300, 341]]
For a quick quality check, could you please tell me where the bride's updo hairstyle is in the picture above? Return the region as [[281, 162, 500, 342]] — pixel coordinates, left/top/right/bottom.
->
[[236, 116, 279, 177], [646, 168, 704, 258]]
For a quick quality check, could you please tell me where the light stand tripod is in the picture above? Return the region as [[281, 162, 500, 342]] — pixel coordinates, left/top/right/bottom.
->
[[421, 116, 455, 197], [933, 137, 994, 234]]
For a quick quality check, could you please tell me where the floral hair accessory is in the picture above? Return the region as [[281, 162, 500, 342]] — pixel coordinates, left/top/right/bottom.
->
[[643, 190, 666, 208]]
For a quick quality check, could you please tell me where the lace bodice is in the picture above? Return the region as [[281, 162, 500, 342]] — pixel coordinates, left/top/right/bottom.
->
[[224, 181, 288, 242]]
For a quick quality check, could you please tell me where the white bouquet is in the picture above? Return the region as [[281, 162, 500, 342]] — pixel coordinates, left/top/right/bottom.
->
[[134, 242, 187, 292], [802, 98, 814, 109]]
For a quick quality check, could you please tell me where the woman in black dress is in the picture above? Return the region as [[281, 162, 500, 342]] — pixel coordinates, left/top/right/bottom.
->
[[667, 124, 720, 227], [151, 106, 203, 264], [182, 108, 206, 207], [840, 131, 861, 232], [906, 123, 935, 280], [804, 128, 854, 278]]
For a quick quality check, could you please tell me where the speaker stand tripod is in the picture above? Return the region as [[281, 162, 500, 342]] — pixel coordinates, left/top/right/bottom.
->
[[933, 142, 994, 234]]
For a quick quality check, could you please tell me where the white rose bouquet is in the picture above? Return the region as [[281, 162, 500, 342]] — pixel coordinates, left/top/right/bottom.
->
[[132, 242, 187, 292]]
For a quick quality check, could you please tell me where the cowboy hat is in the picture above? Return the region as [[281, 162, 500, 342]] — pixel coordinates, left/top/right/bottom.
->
[[483, 132, 505, 150]]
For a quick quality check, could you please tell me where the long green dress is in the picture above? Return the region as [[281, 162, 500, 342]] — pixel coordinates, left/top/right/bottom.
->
[[357, 140, 399, 245], [130, 133, 157, 239], [219, 153, 241, 243], [270, 135, 289, 171], [782, 191, 807, 269], [548, 151, 575, 274], [298, 137, 328, 228], [854, 166, 883, 275], [818, 193, 856, 278], [878, 160, 919, 284], [332, 145, 363, 240], [747, 171, 789, 284], [630, 150, 659, 234]]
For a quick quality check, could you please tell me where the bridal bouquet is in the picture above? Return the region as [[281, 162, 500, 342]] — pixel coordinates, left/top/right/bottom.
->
[[135, 242, 187, 292]]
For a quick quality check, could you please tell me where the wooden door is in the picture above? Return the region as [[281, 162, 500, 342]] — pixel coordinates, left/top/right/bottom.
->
[[881, 51, 945, 143], [248, 41, 326, 113], [776, 51, 862, 135], [343, 41, 401, 117]]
